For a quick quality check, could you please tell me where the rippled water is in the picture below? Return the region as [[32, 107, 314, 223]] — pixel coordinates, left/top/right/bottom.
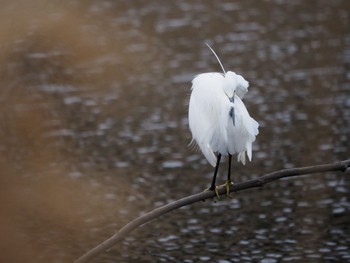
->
[[0, 1, 349, 262]]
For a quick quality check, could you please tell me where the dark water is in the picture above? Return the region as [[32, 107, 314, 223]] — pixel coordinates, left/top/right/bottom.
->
[[0, 1, 349, 262]]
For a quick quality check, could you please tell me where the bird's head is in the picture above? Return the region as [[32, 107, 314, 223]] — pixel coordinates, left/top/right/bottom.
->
[[235, 74, 249, 99], [223, 71, 249, 99]]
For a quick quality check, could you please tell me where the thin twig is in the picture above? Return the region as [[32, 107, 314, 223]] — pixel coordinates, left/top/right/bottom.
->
[[75, 159, 350, 263]]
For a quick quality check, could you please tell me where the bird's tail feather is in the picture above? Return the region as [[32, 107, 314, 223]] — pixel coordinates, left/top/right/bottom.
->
[[202, 143, 217, 167], [238, 152, 246, 165]]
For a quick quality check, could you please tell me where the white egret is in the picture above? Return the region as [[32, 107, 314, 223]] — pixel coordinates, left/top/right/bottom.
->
[[188, 44, 259, 197]]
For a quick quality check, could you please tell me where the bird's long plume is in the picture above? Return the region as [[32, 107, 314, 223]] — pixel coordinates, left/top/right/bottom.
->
[[205, 42, 226, 74]]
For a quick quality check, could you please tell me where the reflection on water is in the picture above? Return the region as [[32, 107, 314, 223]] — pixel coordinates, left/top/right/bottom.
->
[[0, 0, 349, 262]]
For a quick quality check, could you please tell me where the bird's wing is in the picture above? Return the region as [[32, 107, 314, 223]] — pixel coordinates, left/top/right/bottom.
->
[[226, 95, 259, 164], [188, 73, 225, 167]]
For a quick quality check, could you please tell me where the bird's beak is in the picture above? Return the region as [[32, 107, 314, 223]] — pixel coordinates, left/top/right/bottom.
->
[[228, 90, 236, 103]]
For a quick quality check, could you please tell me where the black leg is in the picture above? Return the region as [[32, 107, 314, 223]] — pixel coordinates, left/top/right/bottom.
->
[[224, 154, 233, 197], [209, 153, 221, 190], [228, 154, 232, 183]]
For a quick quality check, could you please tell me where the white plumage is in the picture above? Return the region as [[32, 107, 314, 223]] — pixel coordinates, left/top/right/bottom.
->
[[188, 55, 259, 196]]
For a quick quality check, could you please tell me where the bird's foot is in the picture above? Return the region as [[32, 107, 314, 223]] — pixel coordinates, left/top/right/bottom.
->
[[204, 186, 220, 199], [218, 180, 234, 197]]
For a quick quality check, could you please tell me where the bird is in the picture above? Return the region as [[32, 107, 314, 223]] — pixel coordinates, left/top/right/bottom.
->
[[188, 44, 259, 197]]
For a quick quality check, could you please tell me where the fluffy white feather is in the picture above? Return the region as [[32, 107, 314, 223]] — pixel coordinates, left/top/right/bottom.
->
[[188, 72, 259, 167]]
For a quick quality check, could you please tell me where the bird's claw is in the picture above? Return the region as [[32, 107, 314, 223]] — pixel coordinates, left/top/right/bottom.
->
[[226, 180, 234, 197], [204, 186, 220, 199], [218, 180, 234, 197]]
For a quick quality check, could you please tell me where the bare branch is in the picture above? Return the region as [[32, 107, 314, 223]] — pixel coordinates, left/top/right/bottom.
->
[[75, 159, 350, 263]]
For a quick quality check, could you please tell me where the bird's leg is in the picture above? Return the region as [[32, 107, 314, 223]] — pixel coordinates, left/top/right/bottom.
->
[[206, 153, 221, 199], [225, 154, 234, 197]]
